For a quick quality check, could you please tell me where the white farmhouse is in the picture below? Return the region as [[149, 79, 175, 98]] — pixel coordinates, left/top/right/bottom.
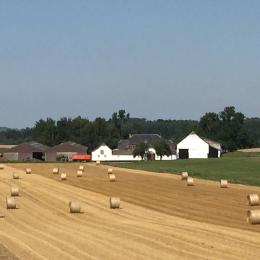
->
[[92, 134, 177, 162], [177, 132, 222, 159], [91, 143, 142, 161]]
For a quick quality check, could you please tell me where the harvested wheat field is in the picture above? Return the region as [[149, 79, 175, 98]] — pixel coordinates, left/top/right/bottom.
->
[[0, 164, 259, 259]]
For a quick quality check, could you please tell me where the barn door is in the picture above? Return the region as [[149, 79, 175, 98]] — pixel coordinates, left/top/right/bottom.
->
[[208, 147, 218, 158], [179, 149, 189, 159]]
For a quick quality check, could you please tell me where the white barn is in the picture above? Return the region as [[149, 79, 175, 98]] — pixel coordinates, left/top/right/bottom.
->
[[177, 132, 222, 159]]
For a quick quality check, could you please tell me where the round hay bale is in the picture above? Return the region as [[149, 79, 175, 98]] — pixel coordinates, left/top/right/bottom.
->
[[247, 209, 260, 225], [77, 170, 83, 177], [187, 177, 194, 186], [6, 197, 16, 209], [13, 173, 19, 179], [96, 160, 100, 165], [60, 173, 67, 180], [109, 174, 116, 182], [108, 168, 113, 174], [247, 194, 259, 206], [0, 164, 5, 170], [53, 168, 59, 174], [10, 187, 19, 197], [69, 201, 81, 213], [25, 168, 32, 174], [79, 165, 84, 171], [220, 179, 228, 188], [181, 172, 188, 180], [110, 197, 120, 209]]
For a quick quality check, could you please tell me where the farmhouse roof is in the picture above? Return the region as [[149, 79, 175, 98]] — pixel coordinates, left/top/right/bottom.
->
[[45, 142, 87, 153], [5, 142, 49, 153], [118, 139, 130, 150], [129, 134, 162, 145], [112, 149, 133, 155], [118, 134, 162, 150]]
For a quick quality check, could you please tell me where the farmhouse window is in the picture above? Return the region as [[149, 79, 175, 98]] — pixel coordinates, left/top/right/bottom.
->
[[100, 150, 104, 155]]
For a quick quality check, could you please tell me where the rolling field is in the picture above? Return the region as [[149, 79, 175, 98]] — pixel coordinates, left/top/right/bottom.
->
[[0, 163, 259, 259]]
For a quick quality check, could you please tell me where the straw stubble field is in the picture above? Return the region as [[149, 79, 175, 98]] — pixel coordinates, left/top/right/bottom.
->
[[0, 163, 259, 259]]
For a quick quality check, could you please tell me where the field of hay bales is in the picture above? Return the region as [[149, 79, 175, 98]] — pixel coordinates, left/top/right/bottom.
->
[[0, 163, 260, 259]]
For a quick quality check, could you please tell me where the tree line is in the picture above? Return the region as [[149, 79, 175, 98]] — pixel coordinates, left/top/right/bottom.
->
[[0, 107, 260, 152]]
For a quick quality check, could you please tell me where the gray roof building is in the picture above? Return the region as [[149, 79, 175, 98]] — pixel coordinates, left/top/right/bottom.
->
[[45, 142, 87, 161], [4, 142, 49, 161], [116, 134, 176, 155]]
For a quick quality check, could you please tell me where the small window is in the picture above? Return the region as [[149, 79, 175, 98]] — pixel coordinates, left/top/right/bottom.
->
[[100, 150, 104, 155]]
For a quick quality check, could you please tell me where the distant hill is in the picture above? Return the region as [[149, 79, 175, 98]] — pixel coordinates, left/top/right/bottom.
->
[[0, 127, 9, 132]]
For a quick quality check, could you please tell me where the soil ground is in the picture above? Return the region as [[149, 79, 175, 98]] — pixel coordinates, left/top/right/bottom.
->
[[0, 163, 259, 259]]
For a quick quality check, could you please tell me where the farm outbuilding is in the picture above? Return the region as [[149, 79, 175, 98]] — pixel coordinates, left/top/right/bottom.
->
[[45, 142, 87, 161], [0, 145, 16, 159], [177, 132, 222, 159], [4, 142, 49, 161]]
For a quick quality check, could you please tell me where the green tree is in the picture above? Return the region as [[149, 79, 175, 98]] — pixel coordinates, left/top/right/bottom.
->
[[198, 106, 253, 151], [153, 140, 172, 159], [133, 142, 149, 160], [197, 112, 220, 140], [32, 118, 57, 146], [219, 106, 245, 151]]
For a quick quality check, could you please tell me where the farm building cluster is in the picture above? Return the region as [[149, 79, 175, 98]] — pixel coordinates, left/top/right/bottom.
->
[[0, 132, 222, 162]]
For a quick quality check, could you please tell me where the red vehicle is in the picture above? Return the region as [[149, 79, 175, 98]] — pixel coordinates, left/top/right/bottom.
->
[[72, 154, 92, 162]]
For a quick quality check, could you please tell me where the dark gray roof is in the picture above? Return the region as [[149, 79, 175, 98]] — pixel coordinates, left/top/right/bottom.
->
[[129, 134, 162, 145], [27, 141, 49, 152], [112, 149, 133, 155], [118, 140, 130, 150], [5, 142, 49, 153], [118, 134, 176, 153], [45, 142, 87, 153]]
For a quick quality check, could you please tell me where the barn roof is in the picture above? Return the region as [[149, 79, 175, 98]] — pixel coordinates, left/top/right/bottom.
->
[[189, 132, 222, 150], [0, 145, 16, 149], [201, 137, 222, 151], [5, 142, 49, 153], [45, 142, 87, 153], [0, 145, 16, 153]]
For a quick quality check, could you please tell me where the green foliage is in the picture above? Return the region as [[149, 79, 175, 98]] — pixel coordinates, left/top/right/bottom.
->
[[1, 106, 260, 151], [0, 128, 32, 144], [133, 142, 149, 159], [198, 106, 253, 151], [153, 139, 172, 159], [244, 118, 260, 147]]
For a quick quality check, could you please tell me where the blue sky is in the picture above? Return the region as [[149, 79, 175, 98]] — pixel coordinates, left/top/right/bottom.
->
[[0, 1, 259, 128]]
